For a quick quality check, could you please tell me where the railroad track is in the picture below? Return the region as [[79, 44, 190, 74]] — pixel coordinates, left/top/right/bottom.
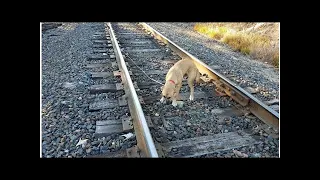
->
[[42, 22, 279, 158], [83, 23, 138, 157], [102, 22, 278, 158], [83, 23, 159, 157]]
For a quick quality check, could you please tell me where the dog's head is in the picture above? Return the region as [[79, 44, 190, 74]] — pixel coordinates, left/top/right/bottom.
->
[[161, 82, 176, 100]]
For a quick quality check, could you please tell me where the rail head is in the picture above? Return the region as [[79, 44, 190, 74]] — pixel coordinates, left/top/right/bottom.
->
[[139, 22, 279, 131], [107, 23, 159, 157]]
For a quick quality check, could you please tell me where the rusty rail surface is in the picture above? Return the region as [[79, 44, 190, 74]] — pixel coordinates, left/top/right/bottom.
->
[[107, 23, 159, 157], [139, 23, 279, 131]]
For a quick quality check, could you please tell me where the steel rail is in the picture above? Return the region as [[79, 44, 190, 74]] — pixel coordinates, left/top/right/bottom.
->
[[106, 23, 159, 157]]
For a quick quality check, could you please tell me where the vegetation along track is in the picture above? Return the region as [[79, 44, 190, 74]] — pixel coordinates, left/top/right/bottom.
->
[[111, 23, 279, 158]]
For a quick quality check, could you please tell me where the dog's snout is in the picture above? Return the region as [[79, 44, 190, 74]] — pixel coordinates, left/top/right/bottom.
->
[[163, 95, 171, 100]]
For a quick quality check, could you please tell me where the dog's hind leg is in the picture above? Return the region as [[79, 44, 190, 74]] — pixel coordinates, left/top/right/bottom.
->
[[188, 76, 195, 101], [195, 69, 201, 84]]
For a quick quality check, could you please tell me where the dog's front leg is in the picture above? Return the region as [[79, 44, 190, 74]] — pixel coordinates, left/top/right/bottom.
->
[[160, 96, 165, 103], [175, 83, 182, 100], [171, 98, 177, 107]]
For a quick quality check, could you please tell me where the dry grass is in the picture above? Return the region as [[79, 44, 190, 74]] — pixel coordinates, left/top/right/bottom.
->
[[194, 24, 227, 40], [272, 51, 279, 68], [194, 23, 279, 68]]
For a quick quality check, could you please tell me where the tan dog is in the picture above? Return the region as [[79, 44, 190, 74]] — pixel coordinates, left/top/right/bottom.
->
[[160, 58, 201, 107]]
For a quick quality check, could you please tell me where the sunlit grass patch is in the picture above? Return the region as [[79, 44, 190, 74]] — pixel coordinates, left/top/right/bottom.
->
[[194, 23, 279, 67]]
